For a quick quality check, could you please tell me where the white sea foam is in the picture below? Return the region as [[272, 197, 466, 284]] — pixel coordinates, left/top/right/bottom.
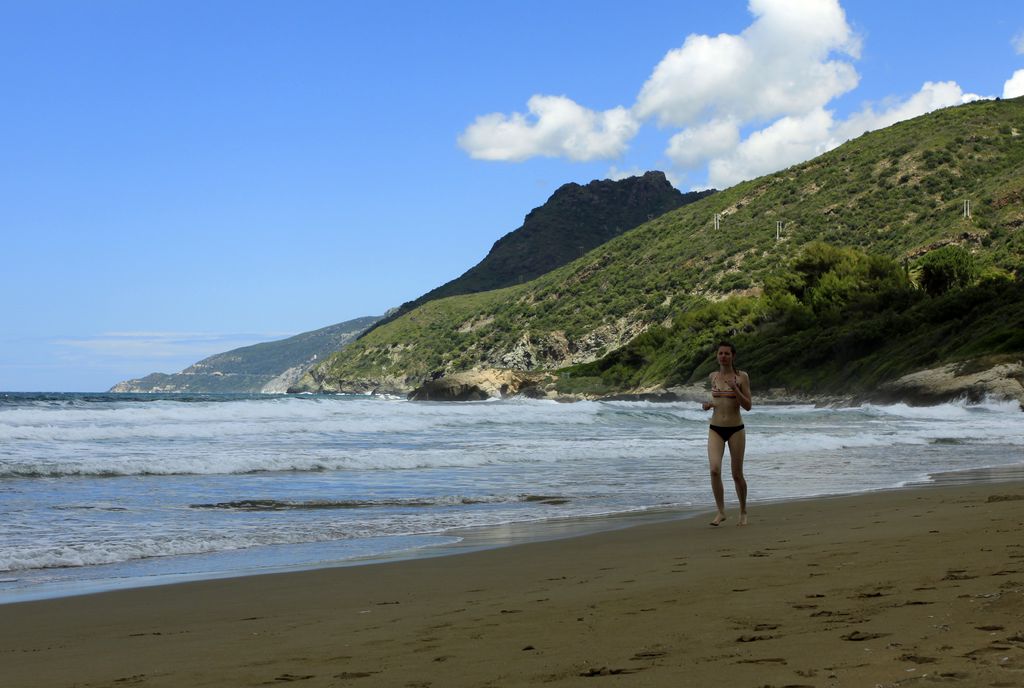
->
[[0, 492, 599, 573], [2, 396, 1020, 477], [2, 394, 1022, 591]]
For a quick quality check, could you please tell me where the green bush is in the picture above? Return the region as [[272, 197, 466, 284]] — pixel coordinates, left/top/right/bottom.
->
[[917, 245, 977, 296]]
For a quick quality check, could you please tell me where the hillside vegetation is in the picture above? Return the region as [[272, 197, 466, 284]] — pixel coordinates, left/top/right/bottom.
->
[[559, 242, 1023, 398], [297, 97, 1024, 397], [112, 315, 380, 393]]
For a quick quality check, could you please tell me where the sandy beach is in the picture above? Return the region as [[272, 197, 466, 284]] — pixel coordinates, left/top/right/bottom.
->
[[2, 480, 1023, 688]]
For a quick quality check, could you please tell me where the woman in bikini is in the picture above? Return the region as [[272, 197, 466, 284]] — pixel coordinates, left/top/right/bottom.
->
[[701, 341, 752, 526]]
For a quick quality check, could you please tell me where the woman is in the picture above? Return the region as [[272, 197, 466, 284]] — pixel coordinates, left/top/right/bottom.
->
[[701, 341, 752, 526]]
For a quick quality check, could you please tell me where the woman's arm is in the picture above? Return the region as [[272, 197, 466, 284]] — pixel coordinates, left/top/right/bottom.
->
[[735, 372, 752, 411], [702, 372, 716, 411]]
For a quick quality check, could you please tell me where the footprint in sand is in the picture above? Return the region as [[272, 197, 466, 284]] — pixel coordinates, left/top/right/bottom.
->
[[942, 569, 977, 581], [841, 631, 889, 641], [986, 494, 1024, 503], [579, 667, 641, 677], [898, 654, 938, 664]]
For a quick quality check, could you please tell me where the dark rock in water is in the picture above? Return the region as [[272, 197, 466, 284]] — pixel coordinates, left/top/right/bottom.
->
[[518, 385, 550, 400], [407, 379, 490, 402]]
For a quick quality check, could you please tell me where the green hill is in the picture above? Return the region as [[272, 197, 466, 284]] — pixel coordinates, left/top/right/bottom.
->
[[110, 315, 380, 393], [296, 97, 1024, 399]]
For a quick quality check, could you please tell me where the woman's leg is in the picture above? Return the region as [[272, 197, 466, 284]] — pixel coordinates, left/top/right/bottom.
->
[[707, 428, 727, 525], [728, 429, 748, 525]]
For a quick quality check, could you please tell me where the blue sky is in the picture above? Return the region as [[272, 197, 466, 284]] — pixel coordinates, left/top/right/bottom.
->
[[2, 0, 1023, 392]]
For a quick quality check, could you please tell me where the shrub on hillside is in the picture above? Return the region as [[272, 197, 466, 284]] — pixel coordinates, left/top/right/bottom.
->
[[917, 245, 977, 296]]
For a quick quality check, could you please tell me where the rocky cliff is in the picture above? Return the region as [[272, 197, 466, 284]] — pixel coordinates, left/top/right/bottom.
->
[[363, 172, 714, 334]]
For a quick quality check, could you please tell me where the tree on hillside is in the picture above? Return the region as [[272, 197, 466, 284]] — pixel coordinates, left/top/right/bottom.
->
[[917, 245, 977, 297]]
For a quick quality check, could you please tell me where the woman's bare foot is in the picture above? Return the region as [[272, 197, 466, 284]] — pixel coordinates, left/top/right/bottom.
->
[[710, 512, 727, 526], [737, 512, 748, 526]]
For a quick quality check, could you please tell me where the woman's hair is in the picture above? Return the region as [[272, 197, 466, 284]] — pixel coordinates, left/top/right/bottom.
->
[[716, 341, 736, 355]]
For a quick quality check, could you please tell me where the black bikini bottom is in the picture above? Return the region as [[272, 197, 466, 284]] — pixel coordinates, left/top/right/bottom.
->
[[710, 424, 745, 442]]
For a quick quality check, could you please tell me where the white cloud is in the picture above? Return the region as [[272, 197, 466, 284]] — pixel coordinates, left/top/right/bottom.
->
[[703, 81, 978, 188], [460, 0, 857, 165], [1004, 69, 1024, 99], [708, 108, 835, 188], [459, 0, 1000, 190], [635, 0, 859, 126], [458, 95, 639, 162], [666, 119, 740, 168], [1013, 31, 1024, 55]]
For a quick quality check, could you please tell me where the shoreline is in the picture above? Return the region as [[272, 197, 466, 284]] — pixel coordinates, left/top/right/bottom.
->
[[3, 478, 1024, 686], [4, 460, 1024, 606]]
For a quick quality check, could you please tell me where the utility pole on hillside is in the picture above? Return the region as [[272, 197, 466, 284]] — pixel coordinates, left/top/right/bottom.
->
[[713, 213, 721, 231], [963, 199, 971, 219], [776, 221, 783, 241]]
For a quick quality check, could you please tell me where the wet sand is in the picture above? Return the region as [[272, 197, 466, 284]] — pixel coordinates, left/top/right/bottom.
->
[[3, 480, 1023, 687]]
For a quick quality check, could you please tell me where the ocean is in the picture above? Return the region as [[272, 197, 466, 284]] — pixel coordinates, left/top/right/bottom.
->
[[1, 392, 1022, 603]]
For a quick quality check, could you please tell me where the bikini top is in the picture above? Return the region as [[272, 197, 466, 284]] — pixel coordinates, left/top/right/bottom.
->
[[711, 373, 738, 398]]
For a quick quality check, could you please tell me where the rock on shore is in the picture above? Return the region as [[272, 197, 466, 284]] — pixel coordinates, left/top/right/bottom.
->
[[878, 360, 1024, 406], [407, 369, 554, 401]]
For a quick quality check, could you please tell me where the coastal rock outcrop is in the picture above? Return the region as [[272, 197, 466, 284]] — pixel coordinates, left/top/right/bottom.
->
[[494, 317, 651, 372], [878, 360, 1024, 406], [407, 369, 554, 401]]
